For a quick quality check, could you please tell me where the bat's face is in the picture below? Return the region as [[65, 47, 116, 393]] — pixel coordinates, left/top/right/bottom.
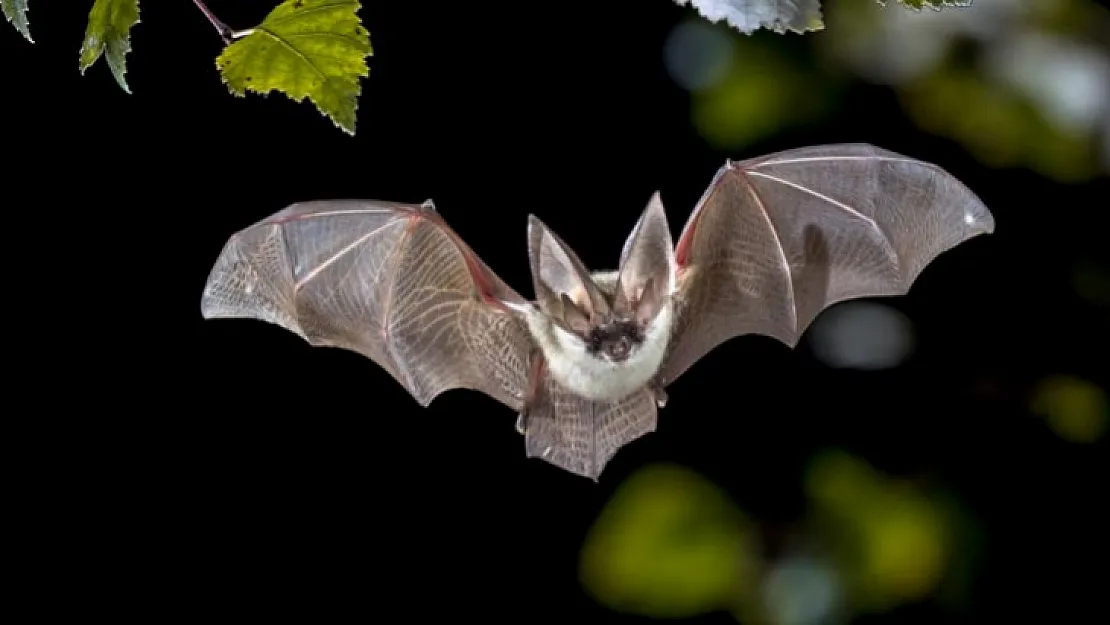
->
[[584, 317, 645, 363], [547, 288, 655, 364]]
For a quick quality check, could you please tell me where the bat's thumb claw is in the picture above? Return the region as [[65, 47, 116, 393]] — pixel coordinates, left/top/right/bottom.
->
[[515, 412, 528, 435]]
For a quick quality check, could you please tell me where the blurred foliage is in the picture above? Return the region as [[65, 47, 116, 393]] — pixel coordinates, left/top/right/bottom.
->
[[899, 65, 1101, 182], [804, 450, 955, 614], [685, 35, 840, 149], [669, 0, 1110, 182], [1031, 375, 1109, 443], [827, 0, 1110, 181], [579, 464, 759, 619], [582, 454, 976, 624]]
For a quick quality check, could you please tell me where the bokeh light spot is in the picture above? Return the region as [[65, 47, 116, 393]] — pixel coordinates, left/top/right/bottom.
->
[[664, 20, 734, 91], [763, 554, 843, 625], [806, 450, 951, 611], [579, 464, 756, 618], [1031, 375, 1109, 443], [809, 302, 915, 370], [862, 495, 947, 603]]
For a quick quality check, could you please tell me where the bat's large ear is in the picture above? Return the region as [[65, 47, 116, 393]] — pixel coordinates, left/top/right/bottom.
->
[[527, 215, 610, 321], [615, 192, 676, 325]]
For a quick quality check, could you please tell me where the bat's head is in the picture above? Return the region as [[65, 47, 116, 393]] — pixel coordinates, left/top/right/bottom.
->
[[526, 193, 676, 364]]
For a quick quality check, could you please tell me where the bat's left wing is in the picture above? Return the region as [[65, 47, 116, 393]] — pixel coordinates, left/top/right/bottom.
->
[[660, 143, 995, 386]]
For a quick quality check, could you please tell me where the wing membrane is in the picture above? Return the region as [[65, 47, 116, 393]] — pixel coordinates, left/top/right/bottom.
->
[[662, 144, 994, 385], [201, 200, 534, 410]]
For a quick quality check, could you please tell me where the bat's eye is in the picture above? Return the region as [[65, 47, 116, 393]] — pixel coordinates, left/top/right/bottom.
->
[[587, 333, 603, 352]]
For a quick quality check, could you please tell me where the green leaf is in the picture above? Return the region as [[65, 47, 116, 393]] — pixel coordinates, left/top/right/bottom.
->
[[78, 0, 141, 94], [216, 0, 373, 136], [878, 0, 973, 10], [673, 0, 825, 35], [2, 0, 32, 42]]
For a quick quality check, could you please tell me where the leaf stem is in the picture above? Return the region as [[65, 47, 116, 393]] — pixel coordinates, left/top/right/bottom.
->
[[192, 0, 234, 44]]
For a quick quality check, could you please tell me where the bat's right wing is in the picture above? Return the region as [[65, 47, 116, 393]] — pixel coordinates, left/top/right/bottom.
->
[[201, 200, 534, 411], [659, 143, 995, 386]]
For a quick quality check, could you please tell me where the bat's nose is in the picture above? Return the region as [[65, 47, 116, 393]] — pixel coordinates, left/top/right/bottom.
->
[[609, 338, 631, 360]]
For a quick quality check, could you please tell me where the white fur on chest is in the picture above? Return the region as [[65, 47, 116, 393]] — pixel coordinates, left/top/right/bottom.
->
[[524, 298, 673, 402]]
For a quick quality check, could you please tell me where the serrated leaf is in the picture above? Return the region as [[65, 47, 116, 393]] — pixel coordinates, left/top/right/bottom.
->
[[216, 0, 373, 136], [78, 0, 141, 94], [673, 0, 824, 35], [877, 0, 974, 10], [2, 0, 32, 42]]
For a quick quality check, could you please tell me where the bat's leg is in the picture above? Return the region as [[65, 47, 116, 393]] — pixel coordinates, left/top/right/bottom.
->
[[515, 349, 545, 435], [649, 377, 668, 408]]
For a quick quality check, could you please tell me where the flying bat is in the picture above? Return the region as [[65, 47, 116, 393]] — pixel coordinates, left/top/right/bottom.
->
[[200, 144, 995, 480]]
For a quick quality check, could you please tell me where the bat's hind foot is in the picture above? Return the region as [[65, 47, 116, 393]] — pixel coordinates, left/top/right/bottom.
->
[[516, 348, 544, 435], [650, 381, 668, 408]]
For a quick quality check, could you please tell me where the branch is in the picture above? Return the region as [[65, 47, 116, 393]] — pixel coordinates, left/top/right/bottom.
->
[[192, 0, 234, 44]]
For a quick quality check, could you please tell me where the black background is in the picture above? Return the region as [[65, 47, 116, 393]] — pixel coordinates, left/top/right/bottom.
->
[[6, 1, 1106, 622]]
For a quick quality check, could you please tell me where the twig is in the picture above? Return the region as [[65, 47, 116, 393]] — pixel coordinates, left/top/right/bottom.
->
[[192, 0, 235, 44]]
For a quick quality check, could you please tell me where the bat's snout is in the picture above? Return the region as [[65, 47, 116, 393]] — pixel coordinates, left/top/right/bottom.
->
[[605, 336, 632, 361]]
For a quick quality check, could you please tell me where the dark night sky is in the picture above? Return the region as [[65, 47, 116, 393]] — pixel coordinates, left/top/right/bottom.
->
[[6, 1, 1105, 622]]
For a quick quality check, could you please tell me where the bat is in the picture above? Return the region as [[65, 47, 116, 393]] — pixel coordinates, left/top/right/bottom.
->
[[200, 144, 995, 480]]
